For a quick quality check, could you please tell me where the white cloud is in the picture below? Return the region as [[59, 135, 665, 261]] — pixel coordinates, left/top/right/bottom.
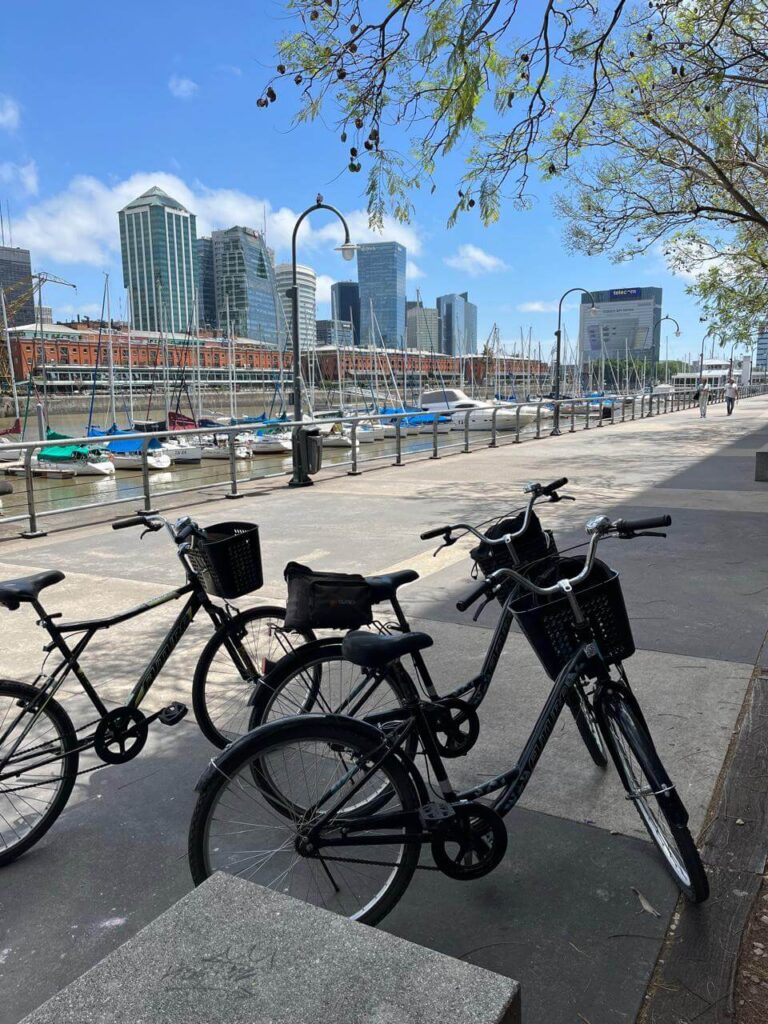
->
[[315, 274, 335, 306], [168, 76, 199, 100], [516, 300, 559, 314], [0, 160, 38, 196], [219, 65, 242, 77], [444, 243, 508, 277], [0, 95, 20, 131], [406, 260, 424, 280], [10, 170, 425, 268]]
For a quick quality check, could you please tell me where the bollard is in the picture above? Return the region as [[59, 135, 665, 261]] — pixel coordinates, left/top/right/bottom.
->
[[394, 419, 403, 466], [535, 403, 542, 439], [464, 409, 471, 453], [514, 404, 522, 443], [431, 414, 440, 459], [348, 421, 361, 475], [20, 445, 46, 538], [490, 406, 499, 447], [225, 432, 243, 499]]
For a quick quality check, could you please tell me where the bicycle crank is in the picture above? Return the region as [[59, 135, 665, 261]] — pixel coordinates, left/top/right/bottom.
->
[[431, 803, 507, 880], [431, 698, 480, 758], [93, 707, 148, 764]]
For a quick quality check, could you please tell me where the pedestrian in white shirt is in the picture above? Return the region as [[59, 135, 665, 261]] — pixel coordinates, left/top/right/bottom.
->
[[724, 378, 738, 416], [698, 382, 710, 418]]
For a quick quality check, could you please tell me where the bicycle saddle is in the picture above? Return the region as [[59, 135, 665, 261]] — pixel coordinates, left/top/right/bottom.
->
[[363, 569, 419, 603], [0, 570, 65, 611], [342, 629, 433, 669]]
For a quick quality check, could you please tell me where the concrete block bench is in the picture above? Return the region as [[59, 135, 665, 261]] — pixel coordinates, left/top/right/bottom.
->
[[755, 445, 768, 481], [20, 873, 521, 1024]]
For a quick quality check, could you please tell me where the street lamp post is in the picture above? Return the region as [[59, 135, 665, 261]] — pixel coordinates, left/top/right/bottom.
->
[[650, 315, 681, 387], [289, 195, 355, 487], [552, 287, 596, 435]]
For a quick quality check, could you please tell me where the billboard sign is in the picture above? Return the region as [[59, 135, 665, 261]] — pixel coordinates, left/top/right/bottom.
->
[[609, 288, 641, 299], [741, 355, 752, 385]]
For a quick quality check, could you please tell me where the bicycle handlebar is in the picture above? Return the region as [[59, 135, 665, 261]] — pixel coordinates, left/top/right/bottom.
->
[[615, 514, 671, 534], [456, 577, 494, 613], [420, 525, 451, 541], [112, 515, 149, 531]]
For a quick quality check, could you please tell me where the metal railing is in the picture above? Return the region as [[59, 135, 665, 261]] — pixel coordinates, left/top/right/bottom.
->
[[0, 384, 764, 538]]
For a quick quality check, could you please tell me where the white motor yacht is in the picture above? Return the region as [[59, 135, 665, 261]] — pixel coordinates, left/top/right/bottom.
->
[[419, 389, 536, 430]]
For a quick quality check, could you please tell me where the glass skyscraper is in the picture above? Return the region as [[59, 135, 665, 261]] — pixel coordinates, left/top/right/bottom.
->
[[357, 242, 406, 348], [331, 281, 361, 346], [275, 263, 317, 349], [212, 227, 282, 343], [437, 292, 478, 356], [0, 246, 34, 326], [119, 186, 198, 334], [195, 237, 216, 330]]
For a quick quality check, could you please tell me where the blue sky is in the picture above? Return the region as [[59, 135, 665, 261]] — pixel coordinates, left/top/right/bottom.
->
[[0, 0, 708, 361]]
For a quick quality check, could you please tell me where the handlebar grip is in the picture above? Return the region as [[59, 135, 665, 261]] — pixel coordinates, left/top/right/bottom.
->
[[619, 514, 672, 532], [456, 578, 492, 613], [112, 515, 147, 530], [420, 525, 451, 541], [542, 477, 568, 495]]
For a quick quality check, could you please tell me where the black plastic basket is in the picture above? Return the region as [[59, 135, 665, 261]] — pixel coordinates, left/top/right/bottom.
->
[[187, 522, 263, 599], [471, 510, 558, 603], [512, 556, 635, 679]]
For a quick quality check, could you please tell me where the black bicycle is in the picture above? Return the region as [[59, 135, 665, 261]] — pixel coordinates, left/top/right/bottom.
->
[[0, 512, 311, 866], [189, 512, 709, 924], [246, 479, 591, 751]]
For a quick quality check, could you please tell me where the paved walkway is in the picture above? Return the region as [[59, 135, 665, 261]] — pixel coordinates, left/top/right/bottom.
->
[[1, 397, 768, 1023]]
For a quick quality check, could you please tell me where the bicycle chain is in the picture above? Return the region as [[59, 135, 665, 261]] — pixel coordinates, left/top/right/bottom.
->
[[0, 714, 119, 794], [315, 853, 439, 871]]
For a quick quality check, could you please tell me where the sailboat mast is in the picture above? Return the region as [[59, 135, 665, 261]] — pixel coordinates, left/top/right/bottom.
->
[[105, 274, 116, 426], [126, 289, 134, 425], [0, 287, 19, 421], [225, 296, 235, 422]]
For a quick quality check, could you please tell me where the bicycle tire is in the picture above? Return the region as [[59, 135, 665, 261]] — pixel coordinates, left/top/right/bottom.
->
[[0, 680, 79, 866], [188, 715, 421, 925], [192, 605, 314, 748], [249, 640, 419, 766], [567, 684, 608, 768], [600, 691, 709, 902]]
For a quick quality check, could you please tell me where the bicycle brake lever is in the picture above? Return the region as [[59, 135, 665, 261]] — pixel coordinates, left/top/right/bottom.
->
[[433, 535, 457, 557], [636, 530, 667, 538], [473, 593, 495, 621], [140, 527, 153, 540]]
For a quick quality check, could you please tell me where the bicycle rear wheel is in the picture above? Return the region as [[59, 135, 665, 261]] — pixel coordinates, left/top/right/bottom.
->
[[188, 717, 421, 925], [192, 606, 314, 748], [0, 681, 79, 866], [600, 691, 708, 902]]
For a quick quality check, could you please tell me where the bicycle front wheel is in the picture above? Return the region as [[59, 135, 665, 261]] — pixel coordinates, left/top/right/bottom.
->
[[188, 717, 421, 925], [192, 606, 314, 748], [601, 692, 709, 902], [0, 681, 79, 866]]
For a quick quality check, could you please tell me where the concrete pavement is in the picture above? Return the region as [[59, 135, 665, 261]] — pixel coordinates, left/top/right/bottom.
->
[[1, 396, 768, 1023]]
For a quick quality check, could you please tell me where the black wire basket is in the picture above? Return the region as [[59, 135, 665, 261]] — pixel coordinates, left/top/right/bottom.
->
[[470, 509, 558, 604], [512, 556, 635, 679], [186, 522, 263, 599]]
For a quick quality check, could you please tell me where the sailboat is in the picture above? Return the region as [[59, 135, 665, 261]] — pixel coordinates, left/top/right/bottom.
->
[[35, 430, 115, 476]]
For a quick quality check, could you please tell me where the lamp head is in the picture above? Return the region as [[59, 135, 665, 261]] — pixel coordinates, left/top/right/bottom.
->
[[337, 242, 357, 262], [589, 304, 598, 317], [674, 329, 681, 337]]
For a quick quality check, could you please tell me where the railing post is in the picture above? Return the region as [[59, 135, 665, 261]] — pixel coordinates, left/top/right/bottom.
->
[[535, 403, 542, 439], [464, 409, 471, 452], [137, 437, 156, 513], [640, 394, 646, 418], [20, 445, 46, 538], [394, 418, 403, 466], [584, 400, 590, 430], [490, 406, 499, 447], [610, 399, 616, 426], [631, 397, 636, 420], [348, 420, 361, 475], [514, 404, 522, 443], [431, 413, 440, 459], [225, 431, 243, 499], [570, 401, 576, 433], [664, 394, 669, 415], [621, 398, 626, 423]]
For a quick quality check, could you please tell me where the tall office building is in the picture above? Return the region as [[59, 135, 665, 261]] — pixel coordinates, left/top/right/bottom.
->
[[0, 246, 34, 326], [436, 292, 478, 356], [756, 324, 768, 370], [212, 226, 283, 343], [331, 281, 361, 345], [275, 263, 317, 349], [195, 237, 216, 329], [578, 287, 663, 365], [406, 301, 440, 350], [119, 186, 198, 334], [316, 319, 354, 348], [357, 242, 406, 348]]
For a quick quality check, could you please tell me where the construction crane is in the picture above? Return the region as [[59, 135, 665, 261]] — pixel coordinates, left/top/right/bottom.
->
[[1, 271, 76, 417]]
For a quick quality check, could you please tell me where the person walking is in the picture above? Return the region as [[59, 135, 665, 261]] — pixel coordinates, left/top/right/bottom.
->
[[698, 381, 711, 418], [724, 378, 738, 415]]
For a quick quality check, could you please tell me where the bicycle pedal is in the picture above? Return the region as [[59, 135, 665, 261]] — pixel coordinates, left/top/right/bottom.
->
[[159, 702, 188, 726]]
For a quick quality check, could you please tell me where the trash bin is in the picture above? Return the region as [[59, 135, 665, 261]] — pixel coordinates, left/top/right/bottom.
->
[[293, 427, 323, 478]]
